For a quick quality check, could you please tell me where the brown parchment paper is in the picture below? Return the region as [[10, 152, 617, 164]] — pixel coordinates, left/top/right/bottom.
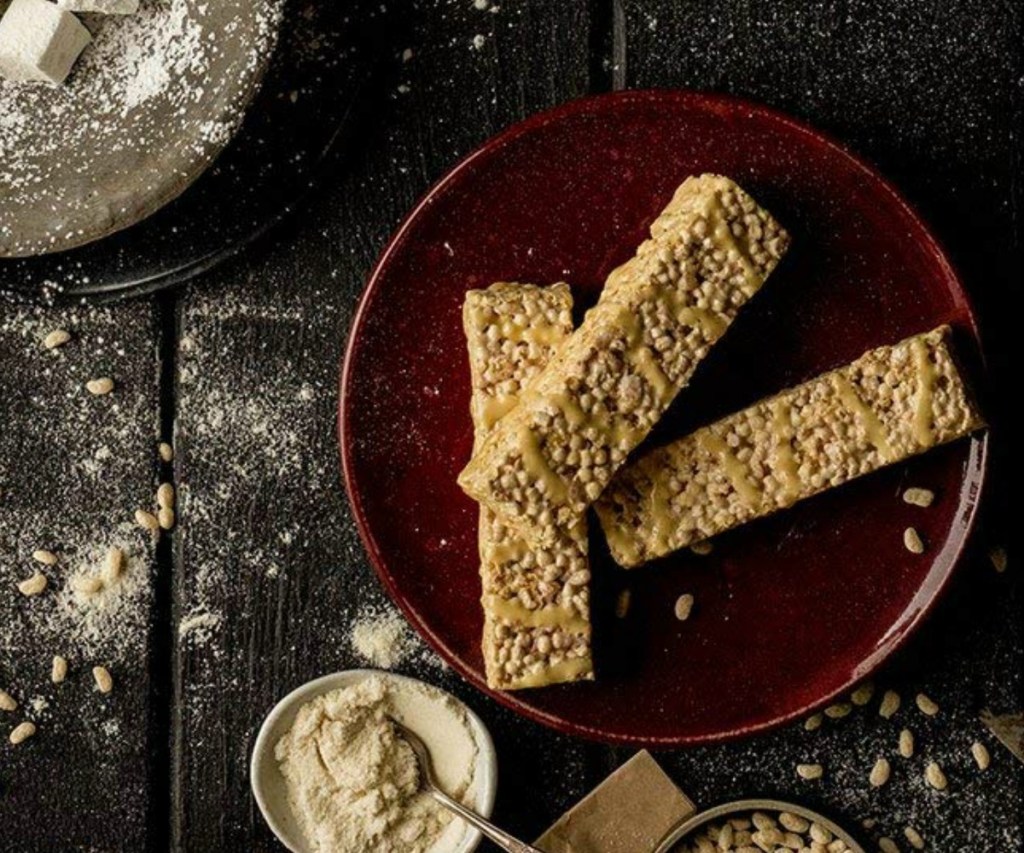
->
[[535, 751, 696, 853]]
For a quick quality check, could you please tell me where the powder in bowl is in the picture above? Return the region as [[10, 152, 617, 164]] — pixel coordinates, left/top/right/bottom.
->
[[273, 675, 481, 853]]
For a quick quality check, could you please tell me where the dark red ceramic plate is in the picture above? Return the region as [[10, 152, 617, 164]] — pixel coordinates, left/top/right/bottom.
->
[[339, 90, 987, 746]]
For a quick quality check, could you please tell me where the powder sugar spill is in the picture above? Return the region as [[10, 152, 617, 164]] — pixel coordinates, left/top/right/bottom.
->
[[274, 675, 483, 853]]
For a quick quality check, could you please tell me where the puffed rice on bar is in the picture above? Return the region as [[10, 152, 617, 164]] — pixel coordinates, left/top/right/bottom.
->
[[464, 283, 593, 689], [597, 326, 984, 567], [458, 175, 789, 544]]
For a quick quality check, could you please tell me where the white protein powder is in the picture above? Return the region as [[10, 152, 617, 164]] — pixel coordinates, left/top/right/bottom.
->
[[274, 676, 481, 853]]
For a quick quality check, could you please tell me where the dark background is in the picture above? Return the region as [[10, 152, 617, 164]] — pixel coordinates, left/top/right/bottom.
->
[[0, 1, 1020, 850]]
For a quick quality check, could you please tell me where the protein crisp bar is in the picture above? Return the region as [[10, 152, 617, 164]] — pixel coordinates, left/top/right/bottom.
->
[[458, 175, 790, 545], [596, 326, 985, 567]]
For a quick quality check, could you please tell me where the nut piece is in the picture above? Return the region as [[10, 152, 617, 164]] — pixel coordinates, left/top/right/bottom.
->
[[989, 545, 1007, 573], [86, 377, 115, 395], [159, 442, 174, 462], [869, 757, 891, 787], [92, 665, 113, 694], [158, 507, 175, 531], [903, 527, 925, 554], [105, 547, 125, 581], [17, 570, 48, 596], [796, 763, 823, 780], [690, 540, 713, 556], [879, 690, 901, 719], [915, 693, 939, 716], [902, 487, 935, 508], [899, 728, 915, 758], [51, 655, 68, 684], [809, 822, 831, 843], [9, 721, 36, 745], [0, 689, 17, 711], [779, 812, 809, 834], [804, 713, 823, 732], [674, 593, 695, 621], [971, 741, 990, 770], [31, 549, 58, 565], [924, 760, 948, 790], [135, 509, 160, 532], [904, 827, 925, 850], [157, 482, 175, 509], [851, 682, 875, 706], [825, 702, 852, 719], [43, 329, 72, 349]]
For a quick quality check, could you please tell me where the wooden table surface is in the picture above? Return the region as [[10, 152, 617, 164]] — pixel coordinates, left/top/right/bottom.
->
[[1, 2, 1021, 851]]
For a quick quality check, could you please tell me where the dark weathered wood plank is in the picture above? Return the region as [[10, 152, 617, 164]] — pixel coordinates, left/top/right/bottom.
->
[[171, 2, 602, 849], [622, 2, 1022, 850], [0, 303, 163, 850]]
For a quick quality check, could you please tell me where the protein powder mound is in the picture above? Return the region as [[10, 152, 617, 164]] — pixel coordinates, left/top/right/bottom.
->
[[274, 676, 481, 853]]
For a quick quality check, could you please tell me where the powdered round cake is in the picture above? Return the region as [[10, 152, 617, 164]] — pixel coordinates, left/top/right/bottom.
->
[[0, 0, 283, 257]]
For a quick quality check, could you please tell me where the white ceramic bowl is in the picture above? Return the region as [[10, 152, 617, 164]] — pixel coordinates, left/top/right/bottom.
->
[[251, 669, 498, 853]]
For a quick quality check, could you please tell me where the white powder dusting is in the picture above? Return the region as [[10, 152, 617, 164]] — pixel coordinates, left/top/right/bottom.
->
[[55, 536, 152, 657], [178, 609, 223, 646], [274, 675, 481, 853], [349, 604, 442, 672]]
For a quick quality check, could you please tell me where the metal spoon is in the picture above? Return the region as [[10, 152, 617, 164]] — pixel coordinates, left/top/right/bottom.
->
[[390, 717, 546, 853]]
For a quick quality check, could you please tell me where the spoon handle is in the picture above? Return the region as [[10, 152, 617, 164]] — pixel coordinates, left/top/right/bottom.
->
[[428, 789, 546, 853]]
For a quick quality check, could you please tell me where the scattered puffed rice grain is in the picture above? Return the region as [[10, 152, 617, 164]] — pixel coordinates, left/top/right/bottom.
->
[[674, 593, 695, 621], [902, 487, 935, 508], [135, 509, 160, 532], [989, 545, 1007, 573], [825, 702, 852, 719], [0, 690, 17, 711], [157, 482, 175, 509], [904, 827, 925, 850], [971, 741, 991, 770], [105, 547, 125, 582], [805, 713, 823, 731], [925, 761, 948, 790], [43, 329, 72, 350], [17, 571, 47, 596], [880, 690, 901, 718], [86, 377, 115, 395], [862, 819, 878, 830], [72, 575, 104, 596], [158, 442, 174, 463], [31, 549, 58, 566], [899, 728, 915, 758], [158, 507, 175, 531], [915, 693, 939, 716], [93, 666, 113, 694], [797, 763, 823, 780], [9, 721, 36, 744], [879, 838, 900, 853], [690, 540, 713, 556], [615, 589, 631, 619], [51, 656, 68, 684], [869, 757, 891, 787], [851, 682, 875, 706], [904, 527, 925, 554]]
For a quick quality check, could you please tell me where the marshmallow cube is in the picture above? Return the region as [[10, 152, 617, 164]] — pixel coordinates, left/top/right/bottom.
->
[[57, 0, 140, 14], [0, 0, 92, 85]]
